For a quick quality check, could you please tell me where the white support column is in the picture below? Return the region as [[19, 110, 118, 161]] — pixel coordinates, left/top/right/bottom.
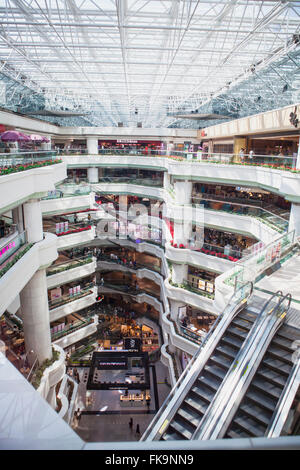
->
[[23, 199, 43, 243], [163, 171, 170, 191], [172, 263, 188, 285], [12, 205, 24, 233], [20, 269, 52, 365], [174, 180, 192, 205], [173, 219, 192, 246], [289, 203, 300, 237], [87, 137, 99, 154], [47, 385, 58, 409], [296, 136, 300, 170], [87, 167, 99, 183], [169, 298, 186, 321]]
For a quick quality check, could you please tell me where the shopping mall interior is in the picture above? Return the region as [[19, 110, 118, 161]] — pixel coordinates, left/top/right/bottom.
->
[[0, 0, 300, 454]]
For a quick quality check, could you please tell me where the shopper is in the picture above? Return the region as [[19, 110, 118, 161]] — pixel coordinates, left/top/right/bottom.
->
[[129, 417, 133, 430], [136, 424, 140, 435]]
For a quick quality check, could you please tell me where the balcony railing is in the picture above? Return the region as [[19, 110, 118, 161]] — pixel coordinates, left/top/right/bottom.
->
[[61, 149, 299, 172], [46, 256, 94, 276], [0, 230, 27, 267], [0, 150, 61, 175], [97, 253, 161, 273], [192, 197, 289, 233], [48, 283, 95, 310], [45, 221, 92, 237], [170, 240, 242, 261], [100, 281, 161, 300], [42, 183, 92, 200], [169, 278, 215, 300], [51, 316, 94, 341], [97, 176, 163, 187]]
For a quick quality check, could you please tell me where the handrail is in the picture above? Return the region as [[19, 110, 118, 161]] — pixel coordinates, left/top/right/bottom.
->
[[274, 292, 292, 318], [192, 196, 289, 230], [267, 355, 300, 437], [46, 255, 93, 273], [195, 290, 291, 440], [141, 281, 253, 441]]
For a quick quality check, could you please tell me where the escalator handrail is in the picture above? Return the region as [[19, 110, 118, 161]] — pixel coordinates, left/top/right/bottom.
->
[[197, 291, 291, 439], [140, 281, 253, 441], [273, 292, 292, 318], [196, 290, 292, 440], [192, 289, 285, 439], [266, 353, 300, 437], [260, 290, 283, 317]]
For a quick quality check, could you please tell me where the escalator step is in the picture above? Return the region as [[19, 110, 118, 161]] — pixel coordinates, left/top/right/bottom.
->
[[185, 396, 208, 415], [232, 415, 266, 437], [215, 344, 237, 360], [197, 373, 220, 392], [204, 364, 227, 381], [262, 356, 292, 377], [239, 403, 271, 427], [161, 430, 183, 441], [209, 353, 232, 370], [246, 389, 277, 413], [271, 335, 295, 353], [267, 345, 293, 365], [231, 317, 254, 331], [177, 407, 200, 429], [226, 325, 249, 340], [167, 420, 192, 439], [221, 335, 243, 350], [190, 385, 214, 405], [257, 364, 290, 387], [226, 428, 249, 439], [238, 310, 258, 323], [251, 377, 282, 400]]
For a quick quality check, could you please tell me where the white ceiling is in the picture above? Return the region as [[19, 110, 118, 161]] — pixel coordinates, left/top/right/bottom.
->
[[0, 0, 299, 127]]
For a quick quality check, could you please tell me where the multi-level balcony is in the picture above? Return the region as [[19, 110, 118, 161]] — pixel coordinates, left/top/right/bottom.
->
[[46, 255, 97, 289], [43, 217, 95, 249], [49, 281, 97, 322], [51, 311, 98, 349], [41, 183, 95, 216]]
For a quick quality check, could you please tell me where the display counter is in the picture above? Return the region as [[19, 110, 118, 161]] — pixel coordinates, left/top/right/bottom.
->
[[120, 392, 151, 406]]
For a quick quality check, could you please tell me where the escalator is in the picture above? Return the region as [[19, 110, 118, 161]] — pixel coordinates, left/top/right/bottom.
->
[[225, 322, 300, 439], [159, 306, 259, 441]]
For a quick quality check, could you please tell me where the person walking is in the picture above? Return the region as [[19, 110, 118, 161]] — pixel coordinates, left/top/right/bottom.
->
[[129, 417, 133, 430], [136, 423, 140, 435]]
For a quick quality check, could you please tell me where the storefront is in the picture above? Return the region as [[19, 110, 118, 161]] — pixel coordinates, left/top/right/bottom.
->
[[192, 182, 291, 213], [187, 266, 217, 295]]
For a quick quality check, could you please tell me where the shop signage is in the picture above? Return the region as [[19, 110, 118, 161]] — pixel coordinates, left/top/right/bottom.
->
[[124, 338, 141, 352], [289, 106, 299, 128], [0, 241, 16, 259], [117, 139, 138, 143], [98, 357, 128, 369]]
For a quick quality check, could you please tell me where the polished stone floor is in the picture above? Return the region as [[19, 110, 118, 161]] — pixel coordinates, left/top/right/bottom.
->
[[72, 359, 171, 442]]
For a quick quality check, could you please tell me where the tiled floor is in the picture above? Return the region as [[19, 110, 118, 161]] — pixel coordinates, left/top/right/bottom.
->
[[72, 359, 171, 442]]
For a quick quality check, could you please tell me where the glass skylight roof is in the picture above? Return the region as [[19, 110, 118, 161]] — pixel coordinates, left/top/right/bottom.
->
[[0, 0, 299, 127]]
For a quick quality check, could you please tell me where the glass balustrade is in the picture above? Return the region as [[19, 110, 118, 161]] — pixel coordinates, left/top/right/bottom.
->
[[46, 256, 94, 276], [192, 197, 289, 232], [0, 150, 58, 167], [97, 176, 163, 187], [97, 253, 161, 273], [44, 221, 92, 236], [61, 149, 298, 171], [43, 183, 92, 200], [48, 284, 95, 310], [51, 316, 94, 341], [0, 230, 27, 266]]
